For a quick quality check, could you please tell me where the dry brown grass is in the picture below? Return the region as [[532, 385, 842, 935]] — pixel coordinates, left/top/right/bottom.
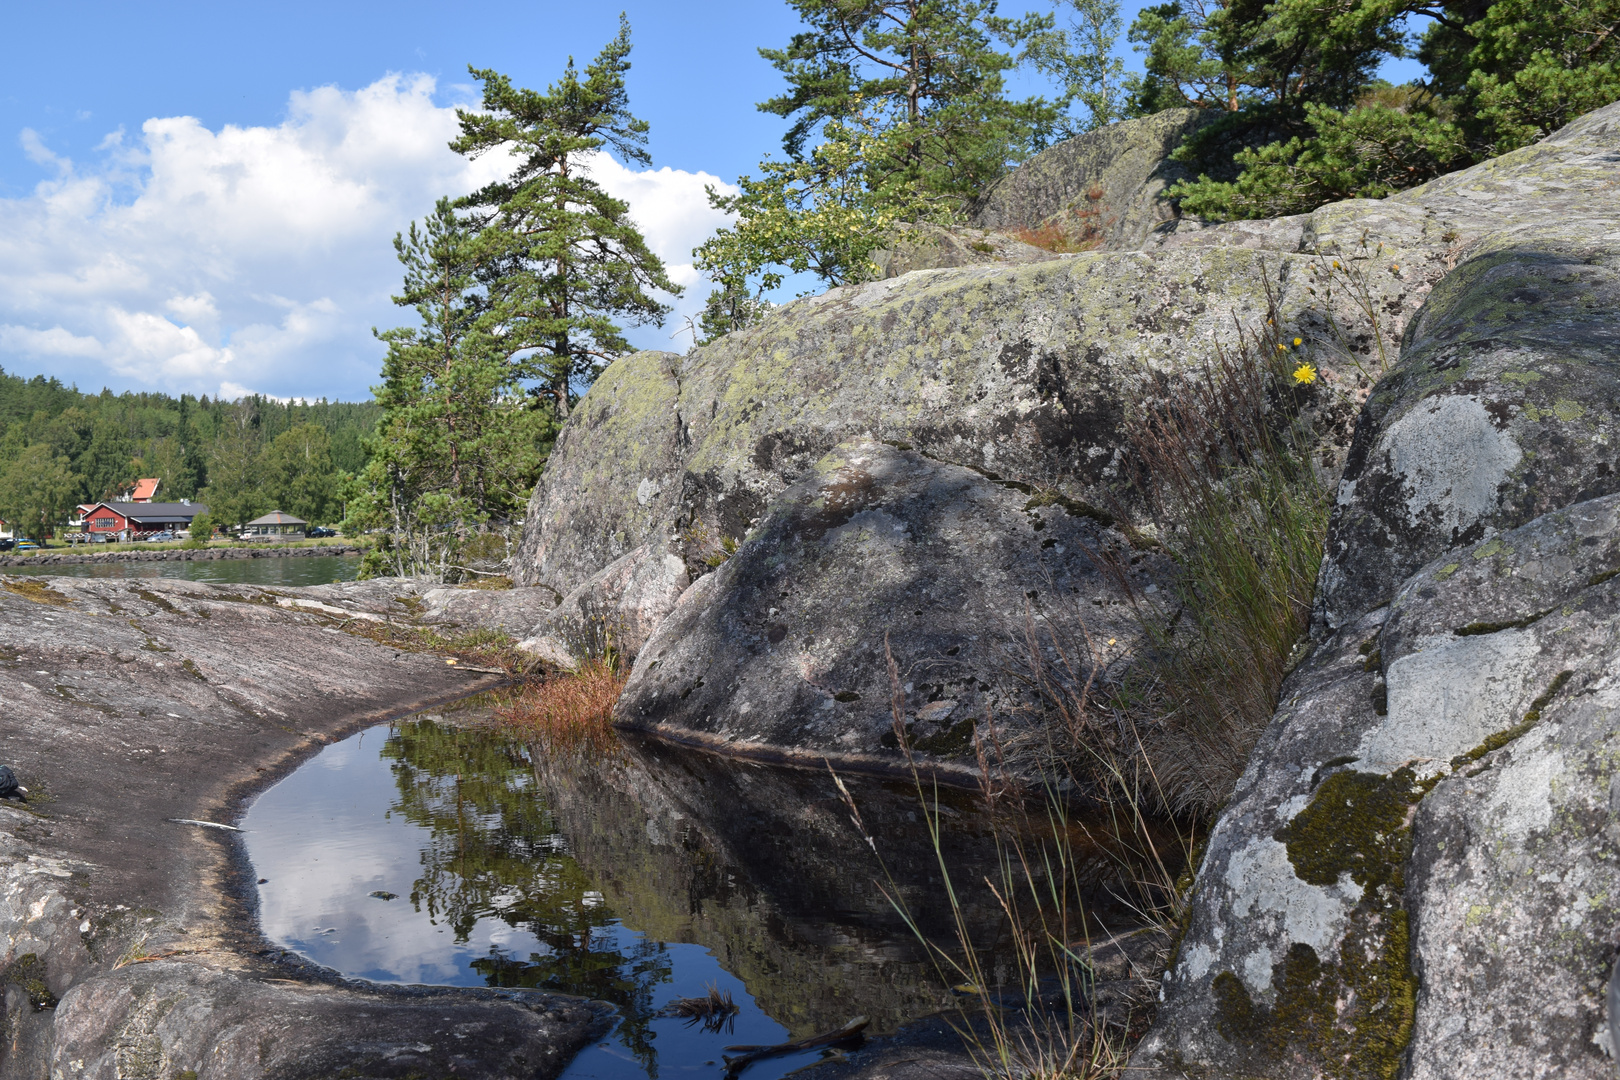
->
[[493, 658, 626, 750], [1012, 186, 1108, 254]]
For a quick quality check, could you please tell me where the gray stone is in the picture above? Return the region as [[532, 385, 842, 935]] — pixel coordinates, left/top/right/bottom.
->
[[1315, 219, 1620, 628], [513, 239, 1418, 599], [424, 543, 688, 666], [1135, 102, 1620, 1078], [1135, 493, 1620, 1078], [516, 542, 690, 665], [970, 108, 1220, 250], [872, 222, 1060, 278], [616, 439, 1167, 773]]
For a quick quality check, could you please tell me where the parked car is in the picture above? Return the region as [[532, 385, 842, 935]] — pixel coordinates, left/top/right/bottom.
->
[[306, 526, 337, 538], [144, 531, 177, 543], [0, 539, 13, 551]]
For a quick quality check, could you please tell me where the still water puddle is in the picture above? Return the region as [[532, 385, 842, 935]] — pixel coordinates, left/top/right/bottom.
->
[[241, 700, 1150, 1080]]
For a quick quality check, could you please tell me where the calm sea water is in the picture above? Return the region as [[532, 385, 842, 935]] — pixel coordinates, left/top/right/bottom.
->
[[1, 553, 359, 588]]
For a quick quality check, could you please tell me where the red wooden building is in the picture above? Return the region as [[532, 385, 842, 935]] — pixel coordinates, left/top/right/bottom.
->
[[81, 501, 208, 539]]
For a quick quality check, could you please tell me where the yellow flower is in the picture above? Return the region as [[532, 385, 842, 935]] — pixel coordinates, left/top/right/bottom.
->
[[1277, 343, 1288, 351], [1293, 337, 1302, 346], [1292, 362, 1318, 385]]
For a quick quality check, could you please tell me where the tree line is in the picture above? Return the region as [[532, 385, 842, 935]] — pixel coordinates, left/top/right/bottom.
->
[[0, 368, 377, 539]]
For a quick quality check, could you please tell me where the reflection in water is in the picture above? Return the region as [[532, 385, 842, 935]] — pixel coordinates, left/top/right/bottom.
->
[[243, 702, 1160, 1080], [1, 553, 359, 587]]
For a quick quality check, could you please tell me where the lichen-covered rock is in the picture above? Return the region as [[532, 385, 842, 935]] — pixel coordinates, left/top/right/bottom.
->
[[970, 108, 1218, 250], [1315, 221, 1620, 628], [871, 222, 1060, 278], [1135, 102, 1620, 1078], [513, 348, 684, 594], [1136, 493, 1620, 1078], [515, 242, 1409, 597], [616, 439, 1167, 771]]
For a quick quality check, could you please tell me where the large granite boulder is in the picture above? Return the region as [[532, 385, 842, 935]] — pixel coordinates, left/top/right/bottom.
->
[[970, 108, 1219, 250], [1135, 101, 1620, 1078], [615, 439, 1169, 773], [513, 243, 1418, 599]]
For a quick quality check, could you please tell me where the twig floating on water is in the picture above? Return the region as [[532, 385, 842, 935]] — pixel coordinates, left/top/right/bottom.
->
[[167, 818, 242, 832], [722, 1015, 868, 1075]]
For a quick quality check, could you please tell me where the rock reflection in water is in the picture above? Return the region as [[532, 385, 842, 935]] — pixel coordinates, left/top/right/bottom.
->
[[536, 731, 1151, 1038], [248, 703, 1160, 1080]]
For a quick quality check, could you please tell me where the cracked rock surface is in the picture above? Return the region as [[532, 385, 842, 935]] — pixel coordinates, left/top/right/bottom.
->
[[0, 574, 608, 1079]]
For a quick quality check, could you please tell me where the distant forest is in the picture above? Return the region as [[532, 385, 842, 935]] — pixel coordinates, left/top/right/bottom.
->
[[0, 366, 379, 533]]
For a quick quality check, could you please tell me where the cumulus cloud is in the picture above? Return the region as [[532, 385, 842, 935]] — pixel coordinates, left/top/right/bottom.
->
[[0, 75, 736, 400]]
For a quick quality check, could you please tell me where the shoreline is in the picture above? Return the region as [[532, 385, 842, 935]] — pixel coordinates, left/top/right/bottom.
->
[[0, 543, 361, 567]]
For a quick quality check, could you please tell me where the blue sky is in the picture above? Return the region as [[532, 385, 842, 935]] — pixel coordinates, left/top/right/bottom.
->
[[0, 2, 1421, 402]]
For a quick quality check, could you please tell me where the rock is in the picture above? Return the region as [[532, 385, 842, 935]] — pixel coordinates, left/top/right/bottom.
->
[[1136, 493, 1620, 1078], [423, 543, 688, 667], [1314, 218, 1620, 628], [52, 961, 606, 1080], [420, 583, 562, 637], [616, 439, 1168, 771], [517, 541, 689, 664], [514, 237, 1414, 599], [1134, 102, 1620, 1078], [0, 574, 605, 1078], [871, 223, 1060, 278], [970, 108, 1219, 250]]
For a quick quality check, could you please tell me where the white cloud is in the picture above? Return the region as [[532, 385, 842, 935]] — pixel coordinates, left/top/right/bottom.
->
[[0, 75, 737, 400]]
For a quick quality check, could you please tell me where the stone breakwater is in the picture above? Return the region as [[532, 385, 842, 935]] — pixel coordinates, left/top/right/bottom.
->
[[0, 544, 361, 568]]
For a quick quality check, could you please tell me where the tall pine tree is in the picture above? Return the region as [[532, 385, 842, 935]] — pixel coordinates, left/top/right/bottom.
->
[[450, 16, 678, 419]]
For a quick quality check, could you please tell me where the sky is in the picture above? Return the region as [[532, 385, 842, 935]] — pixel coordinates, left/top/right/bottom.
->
[[0, 2, 1421, 404]]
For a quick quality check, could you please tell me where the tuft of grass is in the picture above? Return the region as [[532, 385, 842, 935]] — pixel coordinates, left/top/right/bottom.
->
[[1012, 186, 1108, 254], [1108, 287, 1332, 816], [493, 658, 627, 751], [663, 983, 740, 1033], [835, 639, 1190, 1080]]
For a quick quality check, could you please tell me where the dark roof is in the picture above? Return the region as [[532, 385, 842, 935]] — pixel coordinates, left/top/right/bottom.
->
[[84, 501, 208, 523], [245, 511, 307, 526]]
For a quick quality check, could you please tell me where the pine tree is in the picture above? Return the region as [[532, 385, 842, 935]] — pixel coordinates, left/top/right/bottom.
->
[[758, 0, 1058, 200], [349, 200, 549, 577], [449, 16, 678, 419]]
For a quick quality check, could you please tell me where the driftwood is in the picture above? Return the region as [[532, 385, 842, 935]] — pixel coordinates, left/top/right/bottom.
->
[[722, 1015, 868, 1075]]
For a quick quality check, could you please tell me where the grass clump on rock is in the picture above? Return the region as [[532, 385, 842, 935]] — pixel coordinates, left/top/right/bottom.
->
[[495, 658, 626, 751], [1025, 289, 1336, 819], [1120, 324, 1332, 814]]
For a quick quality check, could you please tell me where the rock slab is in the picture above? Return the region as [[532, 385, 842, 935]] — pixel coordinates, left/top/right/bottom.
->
[[1135, 101, 1620, 1079]]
